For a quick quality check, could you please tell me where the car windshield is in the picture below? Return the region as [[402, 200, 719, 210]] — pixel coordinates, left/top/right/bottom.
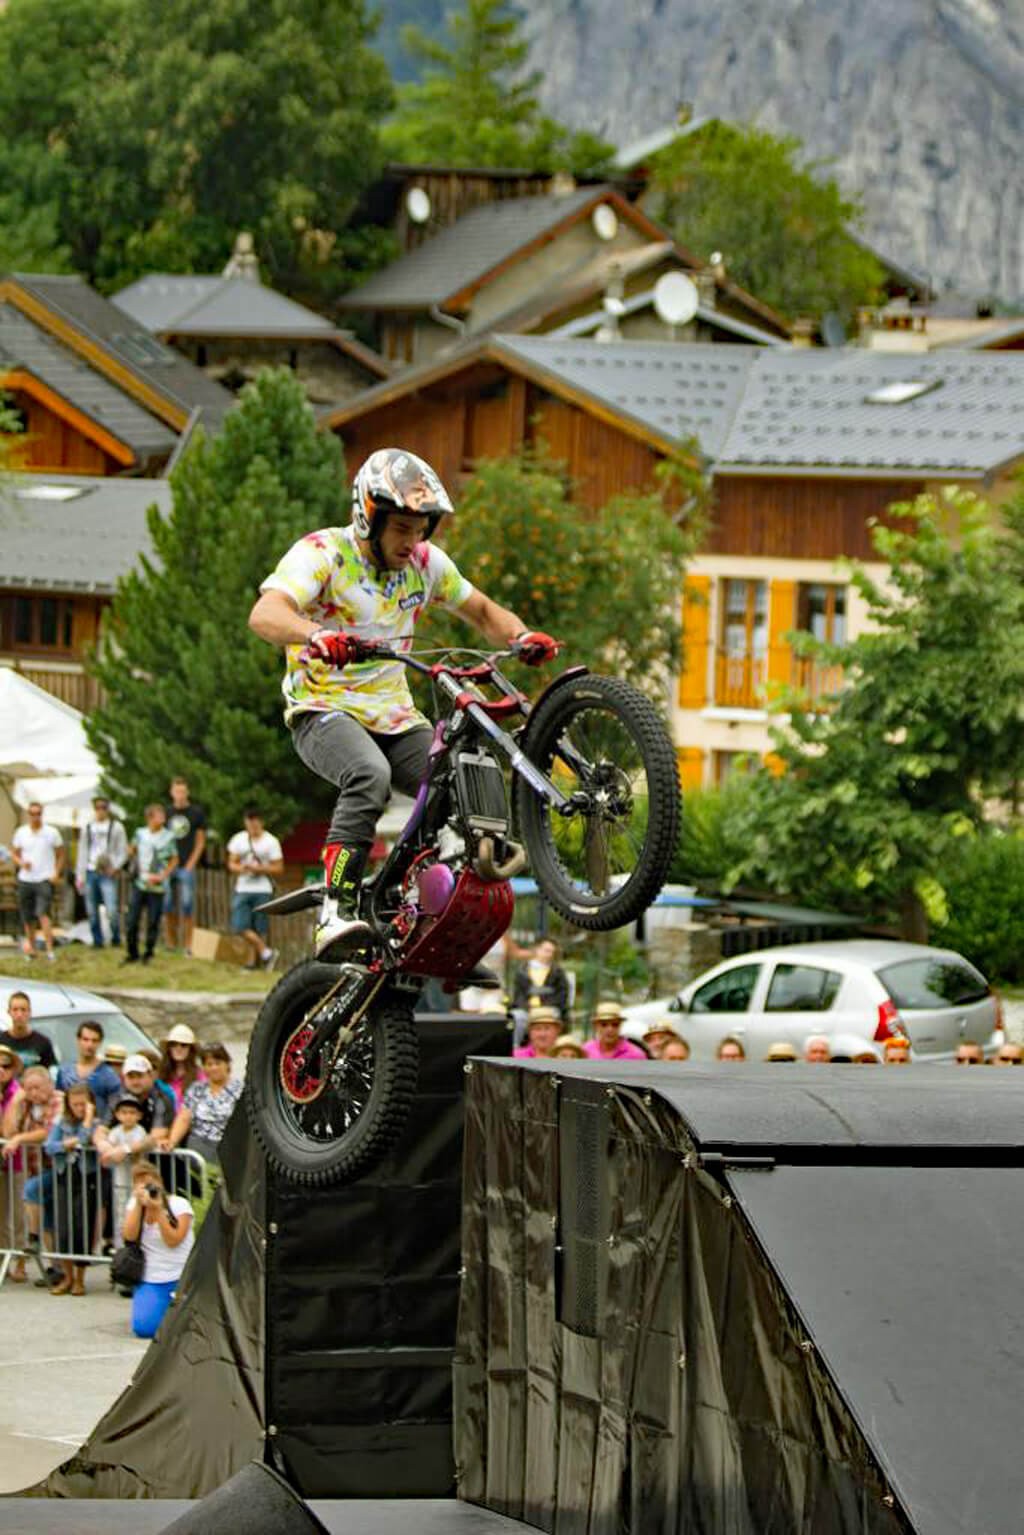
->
[[878, 957, 990, 1011], [23, 1011, 154, 1067]]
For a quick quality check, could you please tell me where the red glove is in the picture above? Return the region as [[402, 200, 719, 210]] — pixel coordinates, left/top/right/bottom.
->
[[306, 629, 369, 667], [513, 630, 560, 666]]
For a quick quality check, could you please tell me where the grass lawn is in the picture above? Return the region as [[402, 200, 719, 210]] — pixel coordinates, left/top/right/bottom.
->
[[0, 944, 274, 996]]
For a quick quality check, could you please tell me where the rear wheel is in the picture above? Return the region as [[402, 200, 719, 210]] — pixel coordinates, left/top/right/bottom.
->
[[245, 960, 419, 1185], [516, 674, 680, 930]]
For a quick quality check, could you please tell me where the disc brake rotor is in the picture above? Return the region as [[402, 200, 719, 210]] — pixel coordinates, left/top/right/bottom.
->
[[279, 1022, 326, 1104]]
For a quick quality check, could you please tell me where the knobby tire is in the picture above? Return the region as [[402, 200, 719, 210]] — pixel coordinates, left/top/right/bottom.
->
[[245, 960, 419, 1186], [516, 674, 680, 930]]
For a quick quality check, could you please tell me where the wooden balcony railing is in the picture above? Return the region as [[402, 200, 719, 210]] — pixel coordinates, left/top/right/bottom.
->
[[714, 652, 767, 709], [4, 660, 105, 713], [791, 656, 845, 707]]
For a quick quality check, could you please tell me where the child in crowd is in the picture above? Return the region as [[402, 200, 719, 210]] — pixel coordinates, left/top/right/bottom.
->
[[44, 1083, 98, 1296], [101, 1096, 153, 1238]]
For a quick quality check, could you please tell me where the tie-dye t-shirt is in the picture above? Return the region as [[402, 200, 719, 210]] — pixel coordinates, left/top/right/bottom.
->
[[261, 525, 473, 733]]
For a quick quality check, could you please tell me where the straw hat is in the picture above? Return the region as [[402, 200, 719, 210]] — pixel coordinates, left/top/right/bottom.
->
[[765, 1041, 798, 1062], [527, 1006, 561, 1029], [643, 1019, 681, 1043], [592, 1000, 624, 1023], [103, 1044, 128, 1064], [161, 1023, 197, 1047], [552, 1034, 586, 1058], [0, 1044, 22, 1074]]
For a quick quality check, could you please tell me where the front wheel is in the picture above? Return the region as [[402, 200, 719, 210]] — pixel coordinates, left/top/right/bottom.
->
[[245, 960, 419, 1186], [516, 674, 680, 930]]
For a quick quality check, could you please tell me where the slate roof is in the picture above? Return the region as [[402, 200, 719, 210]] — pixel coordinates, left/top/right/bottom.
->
[[340, 187, 621, 310], [331, 336, 1024, 478], [9, 274, 234, 428], [112, 275, 338, 338], [0, 305, 177, 462], [0, 475, 169, 593], [719, 349, 1024, 474], [496, 335, 755, 459]]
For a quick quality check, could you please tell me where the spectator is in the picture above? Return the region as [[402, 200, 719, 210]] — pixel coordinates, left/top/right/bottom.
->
[[124, 805, 179, 966], [717, 1037, 746, 1062], [0, 1045, 25, 1280], [992, 1043, 1024, 1066], [226, 807, 283, 971], [955, 1041, 985, 1066], [511, 938, 570, 1037], [883, 1036, 912, 1065], [0, 991, 56, 1071], [75, 795, 128, 949], [121, 1161, 194, 1339], [99, 1096, 153, 1238], [854, 1051, 880, 1064], [552, 1035, 587, 1059], [10, 801, 64, 962], [513, 1007, 561, 1059], [661, 1038, 691, 1062], [103, 1044, 127, 1080], [582, 1002, 646, 1061], [6, 1066, 62, 1275], [94, 1055, 175, 1154], [44, 1083, 98, 1296], [167, 1043, 242, 1166], [56, 1021, 121, 1121], [765, 1041, 798, 1062], [804, 1034, 832, 1064], [157, 1025, 205, 1113], [643, 1021, 686, 1060], [164, 776, 206, 956]]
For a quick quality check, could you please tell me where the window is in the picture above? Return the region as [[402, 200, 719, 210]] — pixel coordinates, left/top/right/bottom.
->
[[690, 964, 760, 1014], [10, 595, 74, 653], [864, 379, 941, 405], [879, 958, 989, 1011], [798, 584, 846, 645], [715, 579, 767, 707], [765, 964, 843, 1012]]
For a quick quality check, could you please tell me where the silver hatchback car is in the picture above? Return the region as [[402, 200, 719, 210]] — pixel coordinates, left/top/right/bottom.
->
[[621, 940, 1003, 1062]]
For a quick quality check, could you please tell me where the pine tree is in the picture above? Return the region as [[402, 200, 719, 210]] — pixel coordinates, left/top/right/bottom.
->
[[383, 0, 613, 175], [86, 371, 346, 840]]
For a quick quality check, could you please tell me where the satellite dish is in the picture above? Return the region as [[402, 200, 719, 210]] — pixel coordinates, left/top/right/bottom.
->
[[822, 311, 848, 348], [591, 203, 619, 242], [405, 187, 432, 225], [653, 272, 699, 327]]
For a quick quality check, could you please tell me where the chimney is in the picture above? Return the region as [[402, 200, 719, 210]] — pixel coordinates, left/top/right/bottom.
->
[[791, 315, 816, 347], [694, 267, 716, 309], [549, 171, 577, 199], [223, 231, 260, 283]]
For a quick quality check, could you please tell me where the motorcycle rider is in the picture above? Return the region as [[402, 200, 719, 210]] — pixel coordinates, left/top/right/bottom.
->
[[249, 447, 557, 956]]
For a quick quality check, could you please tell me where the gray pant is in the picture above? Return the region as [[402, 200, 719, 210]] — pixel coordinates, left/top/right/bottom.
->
[[291, 712, 433, 848]]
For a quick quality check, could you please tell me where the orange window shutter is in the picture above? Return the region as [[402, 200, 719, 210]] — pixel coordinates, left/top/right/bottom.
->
[[676, 746, 705, 789], [679, 574, 711, 709], [767, 579, 797, 688]]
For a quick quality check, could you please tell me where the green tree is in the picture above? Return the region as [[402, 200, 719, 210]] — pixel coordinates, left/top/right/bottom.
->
[[86, 371, 346, 837], [648, 120, 885, 321], [0, 0, 394, 297], [383, 0, 614, 175], [420, 448, 708, 693], [722, 486, 1024, 938]]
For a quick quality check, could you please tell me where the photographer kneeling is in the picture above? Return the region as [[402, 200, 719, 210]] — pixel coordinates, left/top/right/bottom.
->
[[121, 1161, 194, 1339]]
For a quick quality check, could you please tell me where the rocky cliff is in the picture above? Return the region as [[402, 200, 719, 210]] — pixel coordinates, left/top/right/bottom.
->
[[519, 0, 1024, 302]]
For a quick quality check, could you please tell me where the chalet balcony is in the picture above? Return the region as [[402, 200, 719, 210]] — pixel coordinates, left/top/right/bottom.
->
[[791, 656, 845, 707], [2, 659, 104, 714], [714, 651, 767, 710]]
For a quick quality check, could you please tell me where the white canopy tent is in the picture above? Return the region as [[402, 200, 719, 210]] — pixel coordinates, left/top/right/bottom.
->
[[0, 670, 104, 843]]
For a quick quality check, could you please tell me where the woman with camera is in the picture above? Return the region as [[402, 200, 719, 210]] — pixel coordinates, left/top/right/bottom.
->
[[121, 1160, 194, 1338]]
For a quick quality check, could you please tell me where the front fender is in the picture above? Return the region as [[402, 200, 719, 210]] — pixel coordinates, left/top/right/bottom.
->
[[522, 664, 590, 726]]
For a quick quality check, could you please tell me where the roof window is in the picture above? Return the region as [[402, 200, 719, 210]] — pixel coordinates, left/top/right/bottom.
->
[[864, 379, 942, 405], [111, 331, 178, 368], [14, 484, 88, 501]]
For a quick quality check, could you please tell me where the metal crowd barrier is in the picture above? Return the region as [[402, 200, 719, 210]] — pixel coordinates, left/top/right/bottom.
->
[[0, 1139, 212, 1281]]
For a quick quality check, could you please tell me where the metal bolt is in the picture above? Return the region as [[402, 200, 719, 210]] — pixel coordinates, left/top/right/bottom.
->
[[677, 1352, 687, 1370], [722, 1195, 733, 1209], [605, 1087, 616, 1099], [550, 1214, 558, 1231], [643, 1093, 653, 1106], [800, 1339, 813, 1354], [549, 1074, 560, 1089], [267, 1425, 278, 1438], [458, 1266, 467, 1279], [464, 1062, 475, 1075], [882, 1494, 894, 1509], [268, 1222, 279, 1236]]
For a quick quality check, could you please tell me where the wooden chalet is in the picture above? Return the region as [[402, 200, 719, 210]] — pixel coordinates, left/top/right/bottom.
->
[[326, 337, 1024, 787], [0, 274, 233, 476]]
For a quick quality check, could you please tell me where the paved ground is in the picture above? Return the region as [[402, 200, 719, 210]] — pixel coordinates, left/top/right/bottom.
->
[[0, 1266, 146, 1495]]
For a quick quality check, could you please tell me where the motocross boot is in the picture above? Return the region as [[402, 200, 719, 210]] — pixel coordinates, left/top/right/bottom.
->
[[315, 842, 373, 959]]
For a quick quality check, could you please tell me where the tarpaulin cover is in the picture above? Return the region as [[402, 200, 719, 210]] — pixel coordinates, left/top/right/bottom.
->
[[455, 1062, 911, 1534], [24, 1106, 267, 1499], [264, 1013, 510, 1499]]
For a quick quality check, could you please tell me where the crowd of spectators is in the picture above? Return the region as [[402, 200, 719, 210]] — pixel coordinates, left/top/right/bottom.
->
[[0, 990, 241, 1337], [4, 776, 282, 973]]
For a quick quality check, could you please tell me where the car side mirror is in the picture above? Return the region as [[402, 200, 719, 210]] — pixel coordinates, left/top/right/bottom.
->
[[669, 996, 685, 1014]]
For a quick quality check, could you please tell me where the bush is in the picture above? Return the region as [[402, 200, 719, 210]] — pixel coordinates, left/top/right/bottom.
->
[[670, 778, 757, 891], [937, 834, 1024, 983]]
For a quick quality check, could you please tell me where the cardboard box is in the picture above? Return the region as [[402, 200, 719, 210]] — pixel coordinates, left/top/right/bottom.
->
[[190, 927, 249, 965]]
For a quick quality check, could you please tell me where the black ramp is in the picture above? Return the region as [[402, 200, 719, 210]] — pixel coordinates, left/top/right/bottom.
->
[[727, 1164, 1024, 1535]]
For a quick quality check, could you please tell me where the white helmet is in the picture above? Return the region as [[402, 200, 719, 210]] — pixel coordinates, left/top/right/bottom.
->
[[352, 449, 454, 554]]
